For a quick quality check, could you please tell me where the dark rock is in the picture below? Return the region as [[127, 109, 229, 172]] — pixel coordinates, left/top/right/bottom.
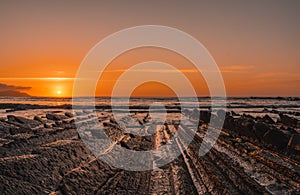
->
[[223, 115, 235, 130], [55, 121, 63, 127], [279, 113, 298, 126], [65, 112, 74, 118], [0, 140, 92, 194], [109, 118, 118, 125], [46, 113, 68, 121], [199, 111, 211, 123], [266, 183, 289, 194], [253, 122, 270, 140], [255, 116, 262, 121], [44, 124, 51, 128], [288, 134, 300, 153], [34, 116, 44, 123], [271, 109, 279, 114], [0, 175, 47, 195], [120, 141, 131, 149], [102, 121, 119, 129], [56, 159, 116, 195], [0, 121, 15, 134], [231, 111, 240, 116], [240, 120, 256, 138], [7, 115, 41, 128], [8, 127, 30, 135], [263, 128, 289, 149], [129, 133, 136, 138], [242, 114, 255, 121], [262, 115, 275, 124], [62, 120, 69, 124], [262, 108, 269, 112]]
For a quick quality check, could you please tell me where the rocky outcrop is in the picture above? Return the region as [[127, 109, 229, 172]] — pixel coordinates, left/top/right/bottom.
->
[[7, 115, 42, 128], [0, 109, 299, 195], [46, 113, 68, 121], [279, 113, 298, 127]]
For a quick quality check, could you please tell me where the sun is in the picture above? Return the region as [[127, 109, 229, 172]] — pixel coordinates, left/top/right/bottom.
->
[[57, 90, 62, 95]]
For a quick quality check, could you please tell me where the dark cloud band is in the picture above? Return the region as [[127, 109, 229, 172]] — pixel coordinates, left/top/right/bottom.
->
[[0, 83, 31, 92]]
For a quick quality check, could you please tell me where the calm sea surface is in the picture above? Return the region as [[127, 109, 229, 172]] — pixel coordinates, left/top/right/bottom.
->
[[0, 97, 299, 120]]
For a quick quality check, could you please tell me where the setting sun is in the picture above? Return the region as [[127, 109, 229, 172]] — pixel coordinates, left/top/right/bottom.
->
[[57, 90, 62, 95]]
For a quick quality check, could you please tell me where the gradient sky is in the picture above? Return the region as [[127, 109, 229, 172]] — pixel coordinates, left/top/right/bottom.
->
[[0, 0, 299, 97]]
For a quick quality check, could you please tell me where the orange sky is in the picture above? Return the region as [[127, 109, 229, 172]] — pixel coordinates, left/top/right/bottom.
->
[[0, 1, 299, 97]]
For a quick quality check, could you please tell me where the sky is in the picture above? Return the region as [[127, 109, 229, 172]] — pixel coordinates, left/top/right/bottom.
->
[[0, 0, 299, 97]]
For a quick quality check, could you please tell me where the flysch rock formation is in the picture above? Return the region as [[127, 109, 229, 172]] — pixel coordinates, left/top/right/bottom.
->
[[0, 108, 299, 195]]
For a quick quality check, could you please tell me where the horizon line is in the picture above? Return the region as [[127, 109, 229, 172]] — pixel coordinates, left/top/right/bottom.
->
[[1, 95, 299, 99]]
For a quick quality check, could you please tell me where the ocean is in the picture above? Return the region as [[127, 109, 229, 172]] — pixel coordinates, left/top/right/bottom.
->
[[0, 96, 299, 120]]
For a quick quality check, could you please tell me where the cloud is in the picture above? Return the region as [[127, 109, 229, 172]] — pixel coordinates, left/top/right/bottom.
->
[[0, 83, 31, 92], [92, 66, 255, 74], [107, 66, 255, 74], [255, 72, 300, 80], [101, 69, 199, 73], [0, 77, 74, 81], [220, 65, 254, 73]]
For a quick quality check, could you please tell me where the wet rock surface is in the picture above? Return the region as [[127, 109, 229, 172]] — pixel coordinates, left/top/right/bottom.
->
[[0, 108, 299, 195]]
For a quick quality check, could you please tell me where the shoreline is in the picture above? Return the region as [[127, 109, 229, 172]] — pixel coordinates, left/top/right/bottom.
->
[[0, 102, 299, 194]]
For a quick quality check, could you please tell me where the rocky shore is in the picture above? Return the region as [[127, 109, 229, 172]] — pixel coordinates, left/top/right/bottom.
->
[[0, 106, 299, 194]]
